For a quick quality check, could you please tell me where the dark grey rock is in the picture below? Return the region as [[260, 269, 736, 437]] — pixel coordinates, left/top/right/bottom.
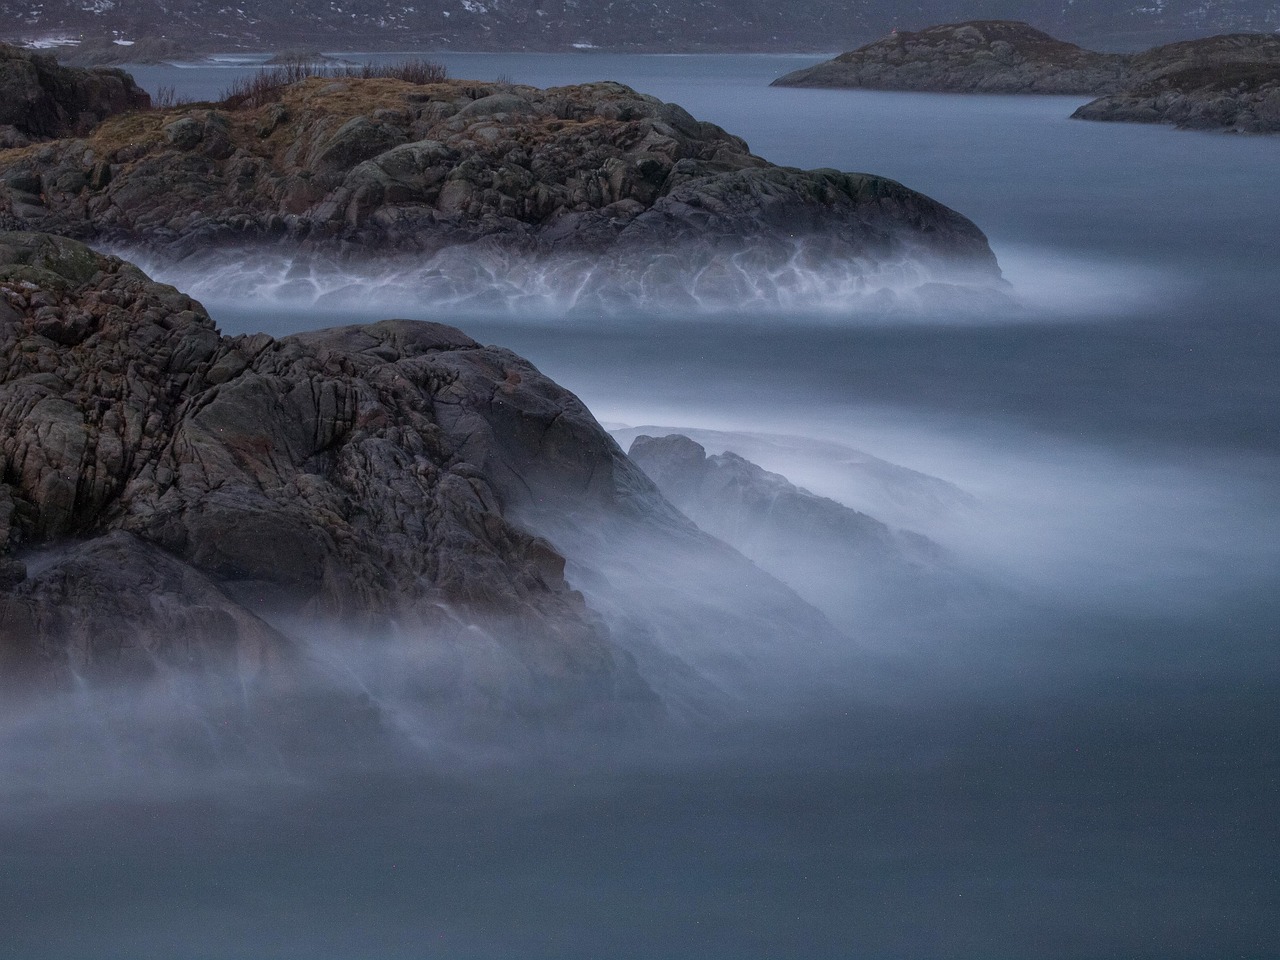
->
[[0, 531, 287, 682], [0, 233, 846, 718], [0, 42, 150, 139], [0, 233, 629, 705]]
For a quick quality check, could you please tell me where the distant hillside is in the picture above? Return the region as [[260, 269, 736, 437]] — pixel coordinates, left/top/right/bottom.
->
[[0, 0, 1277, 53]]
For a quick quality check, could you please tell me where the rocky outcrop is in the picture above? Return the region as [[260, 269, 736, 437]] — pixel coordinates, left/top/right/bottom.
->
[[0, 43, 150, 147], [1072, 34, 1280, 132], [0, 76, 1002, 303], [0, 232, 632, 700], [771, 21, 1131, 94], [0, 233, 847, 717], [627, 433, 922, 561]]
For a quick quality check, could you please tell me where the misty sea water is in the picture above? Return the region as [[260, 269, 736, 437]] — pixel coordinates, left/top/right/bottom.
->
[[2, 53, 1277, 960]]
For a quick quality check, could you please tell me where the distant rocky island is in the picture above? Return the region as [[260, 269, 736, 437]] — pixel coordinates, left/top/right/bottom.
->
[[0, 52, 1003, 306], [774, 20, 1280, 133], [1072, 33, 1280, 132], [772, 21, 1132, 95]]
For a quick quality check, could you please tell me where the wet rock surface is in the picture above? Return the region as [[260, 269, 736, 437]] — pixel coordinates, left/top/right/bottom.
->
[[0, 76, 1000, 289]]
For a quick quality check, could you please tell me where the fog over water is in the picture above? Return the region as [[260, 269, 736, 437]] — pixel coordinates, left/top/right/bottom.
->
[[3, 55, 1278, 959]]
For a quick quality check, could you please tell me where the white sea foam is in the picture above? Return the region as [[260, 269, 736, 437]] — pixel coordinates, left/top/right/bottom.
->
[[115, 241, 1012, 322]]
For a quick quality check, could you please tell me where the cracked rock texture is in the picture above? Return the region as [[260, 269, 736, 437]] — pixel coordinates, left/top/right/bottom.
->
[[0, 232, 647, 703]]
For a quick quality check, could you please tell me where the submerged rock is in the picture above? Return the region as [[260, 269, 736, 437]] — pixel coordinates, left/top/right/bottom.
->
[[0, 43, 150, 146], [771, 21, 1131, 95], [0, 76, 1001, 304], [626, 434, 955, 634]]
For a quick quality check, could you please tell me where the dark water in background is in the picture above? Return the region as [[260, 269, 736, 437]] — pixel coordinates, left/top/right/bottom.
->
[[3, 55, 1279, 960]]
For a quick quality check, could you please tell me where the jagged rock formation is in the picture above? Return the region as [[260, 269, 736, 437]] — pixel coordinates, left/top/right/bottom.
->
[[771, 21, 1131, 94], [0, 76, 1002, 304], [627, 433, 919, 558], [0, 42, 150, 147], [0, 234, 843, 715], [1072, 34, 1280, 131]]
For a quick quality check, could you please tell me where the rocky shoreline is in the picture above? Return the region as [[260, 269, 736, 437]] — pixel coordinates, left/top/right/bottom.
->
[[0, 50, 1009, 716]]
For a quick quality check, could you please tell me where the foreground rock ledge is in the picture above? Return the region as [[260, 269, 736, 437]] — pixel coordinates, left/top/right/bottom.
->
[[0, 75, 1001, 291], [0, 233, 644, 703]]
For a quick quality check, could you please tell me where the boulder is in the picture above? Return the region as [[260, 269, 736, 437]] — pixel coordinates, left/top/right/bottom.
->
[[0, 233, 625, 706], [626, 434, 952, 633]]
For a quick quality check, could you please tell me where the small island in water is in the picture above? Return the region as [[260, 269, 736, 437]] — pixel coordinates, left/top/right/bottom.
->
[[772, 20, 1280, 133]]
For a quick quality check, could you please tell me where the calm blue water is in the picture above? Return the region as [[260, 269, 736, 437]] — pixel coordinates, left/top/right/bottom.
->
[[2, 54, 1278, 960]]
